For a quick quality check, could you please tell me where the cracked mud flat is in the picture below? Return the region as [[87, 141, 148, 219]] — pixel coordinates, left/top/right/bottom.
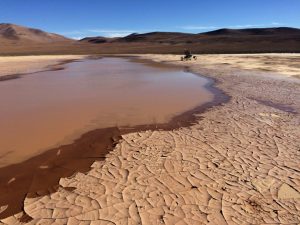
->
[[1, 54, 300, 224]]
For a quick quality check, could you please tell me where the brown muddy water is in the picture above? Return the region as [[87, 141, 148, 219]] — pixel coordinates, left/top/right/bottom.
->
[[0, 57, 213, 167]]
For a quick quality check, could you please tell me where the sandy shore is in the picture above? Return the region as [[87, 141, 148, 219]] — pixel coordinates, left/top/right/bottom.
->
[[142, 53, 300, 78], [0, 55, 86, 80], [1, 54, 300, 224]]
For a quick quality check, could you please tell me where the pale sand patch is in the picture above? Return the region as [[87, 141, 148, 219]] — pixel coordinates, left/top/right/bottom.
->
[[1, 54, 300, 224], [0, 206, 8, 214], [278, 183, 300, 199], [0, 55, 86, 78], [251, 177, 275, 194], [39, 166, 49, 169], [6, 178, 15, 185]]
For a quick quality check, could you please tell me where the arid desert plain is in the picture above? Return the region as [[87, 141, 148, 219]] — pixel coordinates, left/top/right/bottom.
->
[[0, 53, 299, 224]]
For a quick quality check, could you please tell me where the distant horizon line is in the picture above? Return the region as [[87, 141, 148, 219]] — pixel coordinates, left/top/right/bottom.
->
[[1, 22, 299, 40]]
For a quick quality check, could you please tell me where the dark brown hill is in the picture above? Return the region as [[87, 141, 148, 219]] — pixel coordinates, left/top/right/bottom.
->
[[116, 32, 194, 43], [79, 36, 117, 44], [202, 27, 300, 36], [112, 27, 300, 45]]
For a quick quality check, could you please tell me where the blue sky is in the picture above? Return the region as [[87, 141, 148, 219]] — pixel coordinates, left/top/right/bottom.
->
[[0, 0, 299, 39]]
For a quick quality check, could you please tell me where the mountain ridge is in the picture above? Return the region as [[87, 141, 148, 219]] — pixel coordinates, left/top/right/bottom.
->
[[79, 27, 300, 45], [1, 24, 300, 55], [0, 23, 72, 43]]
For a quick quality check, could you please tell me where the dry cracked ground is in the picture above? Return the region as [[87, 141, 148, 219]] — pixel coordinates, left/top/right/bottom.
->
[[1, 55, 300, 224]]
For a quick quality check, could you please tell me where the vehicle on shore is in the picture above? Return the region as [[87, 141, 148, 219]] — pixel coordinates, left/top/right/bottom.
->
[[181, 50, 197, 61], [181, 55, 197, 61]]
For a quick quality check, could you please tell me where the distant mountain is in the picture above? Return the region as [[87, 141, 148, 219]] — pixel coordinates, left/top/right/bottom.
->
[[110, 27, 300, 44], [0, 25, 300, 54], [77, 27, 300, 53], [79, 32, 194, 44], [0, 23, 72, 43], [202, 27, 300, 36], [79, 36, 117, 44], [116, 32, 194, 43]]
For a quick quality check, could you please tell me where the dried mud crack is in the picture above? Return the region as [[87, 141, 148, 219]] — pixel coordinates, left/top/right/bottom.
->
[[1, 55, 300, 225]]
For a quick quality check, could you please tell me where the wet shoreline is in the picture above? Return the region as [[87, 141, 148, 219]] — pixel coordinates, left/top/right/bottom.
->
[[0, 57, 213, 168], [0, 58, 85, 82], [0, 56, 229, 219]]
